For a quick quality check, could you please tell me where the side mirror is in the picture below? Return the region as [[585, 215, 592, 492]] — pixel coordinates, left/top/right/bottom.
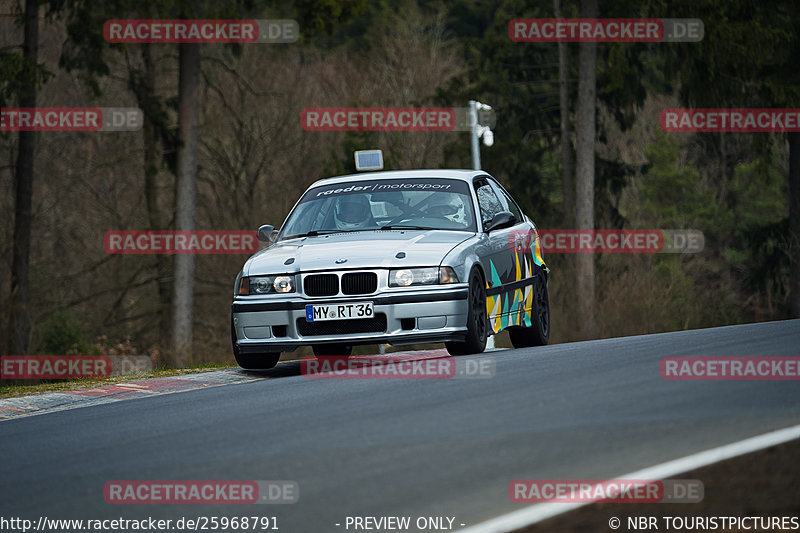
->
[[484, 211, 516, 233], [257, 224, 278, 243]]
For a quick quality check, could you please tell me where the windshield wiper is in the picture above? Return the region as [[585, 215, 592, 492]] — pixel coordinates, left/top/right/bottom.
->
[[379, 225, 437, 231], [285, 228, 383, 239], [283, 230, 342, 239]]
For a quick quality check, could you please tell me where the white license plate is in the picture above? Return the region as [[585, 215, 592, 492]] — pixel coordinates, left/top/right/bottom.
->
[[305, 302, 374, 322]]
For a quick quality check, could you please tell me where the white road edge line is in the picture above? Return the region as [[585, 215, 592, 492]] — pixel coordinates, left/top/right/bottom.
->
[[459, 423, 800, 533]]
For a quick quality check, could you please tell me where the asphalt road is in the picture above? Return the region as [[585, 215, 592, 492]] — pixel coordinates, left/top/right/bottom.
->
[[2, 320, 800, 532]]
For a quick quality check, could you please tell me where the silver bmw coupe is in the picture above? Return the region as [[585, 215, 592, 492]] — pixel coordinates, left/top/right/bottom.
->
[[231, 169, 550, 369]]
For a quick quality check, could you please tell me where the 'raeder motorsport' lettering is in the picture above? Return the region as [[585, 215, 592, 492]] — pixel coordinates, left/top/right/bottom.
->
[[313, 182, 453, 198], [302, 178, 470, 203]]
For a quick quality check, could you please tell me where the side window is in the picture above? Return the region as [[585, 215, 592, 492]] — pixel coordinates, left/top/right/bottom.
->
[[489, 180, 523, 223], [474, 180, 504, 226]]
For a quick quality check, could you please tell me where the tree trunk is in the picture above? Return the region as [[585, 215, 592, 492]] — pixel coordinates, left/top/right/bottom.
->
[[555, 0, 574, 227], [139, 46, 172, 353], [575, 0, 597, 339], [7, 0, 39, 355], [789, 132, 800, 318], [170, 43, 200, 367]]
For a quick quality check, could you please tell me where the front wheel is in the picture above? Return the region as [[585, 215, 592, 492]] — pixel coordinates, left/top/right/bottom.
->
[[446, 269, 488, 355], [509, 272, 550, 348]]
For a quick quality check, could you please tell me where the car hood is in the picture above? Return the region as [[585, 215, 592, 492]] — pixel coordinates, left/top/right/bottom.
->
[[245, 230, 474, 274]]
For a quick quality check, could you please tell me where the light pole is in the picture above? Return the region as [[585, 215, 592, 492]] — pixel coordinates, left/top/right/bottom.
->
[[469, 100, 496, 349], [469, 100, 494, 170]]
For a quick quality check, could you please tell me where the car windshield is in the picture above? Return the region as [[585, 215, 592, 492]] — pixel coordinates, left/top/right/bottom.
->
[[280, 177, 477, 239]]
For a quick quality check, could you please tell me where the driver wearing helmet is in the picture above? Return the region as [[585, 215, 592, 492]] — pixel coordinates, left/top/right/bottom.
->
[[425, 192, 468, 226], [334, 195, 376, 230]]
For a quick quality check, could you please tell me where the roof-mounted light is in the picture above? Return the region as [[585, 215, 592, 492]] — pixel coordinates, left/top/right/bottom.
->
[[355, 149, 384, 171]]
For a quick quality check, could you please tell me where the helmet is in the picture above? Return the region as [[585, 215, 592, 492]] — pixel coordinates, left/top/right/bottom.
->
[[426, 192, 468, 225], [334, 195, 374, 230]]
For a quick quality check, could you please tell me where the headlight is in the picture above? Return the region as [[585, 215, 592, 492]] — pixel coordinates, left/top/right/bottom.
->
[[238, 275, 296, 295], [389, 267, 459, 287], [273, 276, 294, 293]]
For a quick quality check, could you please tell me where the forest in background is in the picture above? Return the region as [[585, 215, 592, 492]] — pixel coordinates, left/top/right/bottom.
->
[[1, 0, 797, 368]]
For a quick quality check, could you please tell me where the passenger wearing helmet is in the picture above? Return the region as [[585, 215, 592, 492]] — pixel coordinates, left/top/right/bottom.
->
[[334, 195, 376, 230]]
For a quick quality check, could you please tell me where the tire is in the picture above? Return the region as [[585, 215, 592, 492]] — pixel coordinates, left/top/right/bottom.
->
[[509, 272, 550, 348], [231, 315, 281, 370], [313, 344, 353, 356], [446, 268, 488, 355]]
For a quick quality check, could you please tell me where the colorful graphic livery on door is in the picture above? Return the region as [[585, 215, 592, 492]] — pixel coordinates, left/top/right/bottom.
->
[[486, 229, 546, 334]]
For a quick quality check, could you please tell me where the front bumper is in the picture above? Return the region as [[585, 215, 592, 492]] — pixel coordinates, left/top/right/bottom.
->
[[232, 286, 469, 353]]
